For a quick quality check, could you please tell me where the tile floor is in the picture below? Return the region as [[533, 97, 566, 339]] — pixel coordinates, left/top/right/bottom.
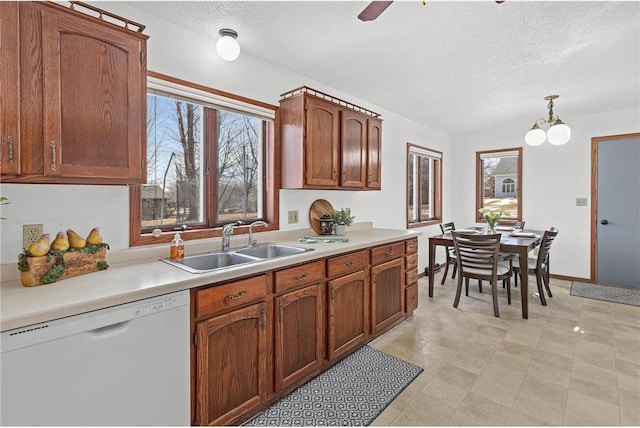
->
[[369, 273, 640, 426]]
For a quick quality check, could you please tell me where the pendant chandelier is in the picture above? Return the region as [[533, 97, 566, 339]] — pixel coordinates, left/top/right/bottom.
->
[[524, 95, 571, 146]]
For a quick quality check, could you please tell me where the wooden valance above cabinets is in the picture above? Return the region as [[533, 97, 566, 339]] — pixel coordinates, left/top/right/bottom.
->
[[279, 87, 382, 190]]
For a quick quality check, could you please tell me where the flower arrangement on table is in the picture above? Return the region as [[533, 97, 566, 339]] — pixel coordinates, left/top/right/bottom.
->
[[479, 208, 504, 234]]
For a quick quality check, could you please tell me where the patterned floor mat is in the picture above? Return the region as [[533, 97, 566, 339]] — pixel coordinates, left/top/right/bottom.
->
[[244, 345, 423, 426]]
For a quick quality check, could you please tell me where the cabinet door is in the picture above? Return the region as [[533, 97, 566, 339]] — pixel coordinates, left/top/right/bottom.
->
[[40, 7, 146, 182], [371, 258, 405, 334], [0, 2, 20, 175], [305, 97, 339, 187], [367, 118, 382, 189], [274, 283, 324, 391], [327, 270, 369, 361], [340, 110, 367, 188], [195, 302, 269, 426]]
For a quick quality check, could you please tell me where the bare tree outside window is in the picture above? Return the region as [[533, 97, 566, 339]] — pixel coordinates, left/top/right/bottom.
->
[[142, 92, 264, 232], [217, 111, 261, 222]]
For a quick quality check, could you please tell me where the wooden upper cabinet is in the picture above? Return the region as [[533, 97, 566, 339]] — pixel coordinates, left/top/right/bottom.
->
[[1, 2, 147, 184], [367, 118, 382, 189], [340, 110, 367, 188], [279, 87, 382, 190], [0, 2, 20, 175], [305, 97, 340, 187]]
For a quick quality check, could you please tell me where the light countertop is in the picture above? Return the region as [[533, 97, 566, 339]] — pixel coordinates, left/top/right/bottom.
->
[[1, 225, 420, 331]]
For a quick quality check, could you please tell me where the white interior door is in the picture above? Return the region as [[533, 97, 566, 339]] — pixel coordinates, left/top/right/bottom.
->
[[596, 135, 640, 288]]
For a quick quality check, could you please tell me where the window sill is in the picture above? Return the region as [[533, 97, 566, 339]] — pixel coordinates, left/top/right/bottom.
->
[[407, 219, 440, 229]]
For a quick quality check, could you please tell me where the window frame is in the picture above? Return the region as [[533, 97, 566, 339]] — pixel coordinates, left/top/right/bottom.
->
[[406, 143, 442, 228], [129, 71, 280, 247], [475, 147, 522, 223]]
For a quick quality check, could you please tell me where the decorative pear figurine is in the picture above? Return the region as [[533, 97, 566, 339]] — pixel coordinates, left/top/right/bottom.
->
[[26, 234, 50, 257], [86, 227, 103, 245], [67, 229, 86, 249], [50, 231, 70, 252]]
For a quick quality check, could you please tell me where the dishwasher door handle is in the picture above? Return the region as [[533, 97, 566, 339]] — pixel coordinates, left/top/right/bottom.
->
[[87, 320, 131, 340]]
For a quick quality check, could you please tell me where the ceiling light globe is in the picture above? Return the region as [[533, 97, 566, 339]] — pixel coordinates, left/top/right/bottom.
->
[[216, 30, 240, 61], [525, 127, 546, 146], [547, 122, 571, 145]]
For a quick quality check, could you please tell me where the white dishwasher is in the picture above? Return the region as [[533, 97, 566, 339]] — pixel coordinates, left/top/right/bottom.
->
[[0, 290, 190, 426]]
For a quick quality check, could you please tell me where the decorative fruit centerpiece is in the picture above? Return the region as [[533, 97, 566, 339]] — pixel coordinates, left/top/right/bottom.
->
[[17, 227, 109, 287]]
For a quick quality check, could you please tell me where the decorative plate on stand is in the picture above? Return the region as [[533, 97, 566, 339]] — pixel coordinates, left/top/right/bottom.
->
[[309, 199, 334, 235]]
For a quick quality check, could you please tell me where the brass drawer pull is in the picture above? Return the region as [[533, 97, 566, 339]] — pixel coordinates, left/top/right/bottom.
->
[[7, 135, 14, 167], [386, 250, 393, 256], [50, 141, 57, 171], [224, 290, 246, 301], [345, 261, 354, 267], [261, 309, 266, 329], [294, 273, 307, 281]]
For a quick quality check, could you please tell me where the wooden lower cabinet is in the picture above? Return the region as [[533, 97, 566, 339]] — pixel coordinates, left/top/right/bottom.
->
[[192, 238, 418, 425], [406, 283, 418, 314], [194, 301, 269, 426], [327, 270, 369, 361], [371, 257, 405, 334], [274, 282, 324, 391]]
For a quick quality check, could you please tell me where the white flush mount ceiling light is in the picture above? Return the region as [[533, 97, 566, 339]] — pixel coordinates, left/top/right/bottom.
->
[[216, 28, 240, 61], [524, 95, 571, 146]]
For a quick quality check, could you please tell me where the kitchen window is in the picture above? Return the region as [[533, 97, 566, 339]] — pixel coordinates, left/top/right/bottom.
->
[[406, 143, 442, 228], [476, 147, 522, 222], [130, 72, 278, 246]]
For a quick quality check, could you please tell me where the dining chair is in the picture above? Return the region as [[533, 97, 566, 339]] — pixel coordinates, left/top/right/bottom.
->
[[451, 231, 512, 317], [497, 220, 525, 230], [513, 227, 558, 306], [512, 220, 525, 230], [439, 222, 457, 285]]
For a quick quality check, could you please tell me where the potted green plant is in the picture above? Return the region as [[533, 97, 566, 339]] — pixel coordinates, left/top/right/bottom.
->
[[332, 208, 355, 236]]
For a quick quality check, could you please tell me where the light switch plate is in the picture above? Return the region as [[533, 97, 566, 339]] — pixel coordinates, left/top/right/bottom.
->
[[576, 198, 588, 207], [287, 210, 298, 224]]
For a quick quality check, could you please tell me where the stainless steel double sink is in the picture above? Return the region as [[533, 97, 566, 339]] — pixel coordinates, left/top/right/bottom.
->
[[161, 243, 313, 274]]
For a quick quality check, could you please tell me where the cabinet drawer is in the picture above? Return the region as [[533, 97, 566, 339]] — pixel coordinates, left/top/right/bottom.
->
[[275, 260, 324, 293], [371, 242, 405, 265], [405, 253, 418, 271], [405, 238, 418, 255], [195, 274, 269, 318], [406, 267, 419, 285], [406, 283, 418, 314], [327, 250, 369, 278]]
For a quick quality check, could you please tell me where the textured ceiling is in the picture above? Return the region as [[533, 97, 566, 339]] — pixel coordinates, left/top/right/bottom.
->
[[125, 1, 640, 137]]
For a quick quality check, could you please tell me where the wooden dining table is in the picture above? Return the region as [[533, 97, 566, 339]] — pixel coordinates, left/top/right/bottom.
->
[[427, 227, 544, 319]]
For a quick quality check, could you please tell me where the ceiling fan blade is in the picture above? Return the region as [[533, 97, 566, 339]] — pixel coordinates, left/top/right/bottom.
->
[[358, 1, 394, 22]]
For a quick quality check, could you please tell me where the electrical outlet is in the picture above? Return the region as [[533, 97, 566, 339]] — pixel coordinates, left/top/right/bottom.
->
[[23, 224, 44, 248], [288, 210, 298, 224], [576, 198, 588, 207]]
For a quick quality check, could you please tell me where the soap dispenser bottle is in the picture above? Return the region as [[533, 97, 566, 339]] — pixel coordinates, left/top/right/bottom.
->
[[169, 232, 185, 261]]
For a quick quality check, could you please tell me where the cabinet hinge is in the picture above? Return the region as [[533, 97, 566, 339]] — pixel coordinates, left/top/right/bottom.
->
[[140, 51, 145, 63], [193, 332, 198, 346]]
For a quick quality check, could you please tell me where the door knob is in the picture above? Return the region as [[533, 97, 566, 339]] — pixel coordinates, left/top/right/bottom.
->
[[600, 219, 609, 225]]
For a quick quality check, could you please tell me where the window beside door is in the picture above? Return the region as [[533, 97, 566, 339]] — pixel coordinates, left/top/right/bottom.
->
[[476, 147, 522, 222], [406, 143, 442, 228]]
